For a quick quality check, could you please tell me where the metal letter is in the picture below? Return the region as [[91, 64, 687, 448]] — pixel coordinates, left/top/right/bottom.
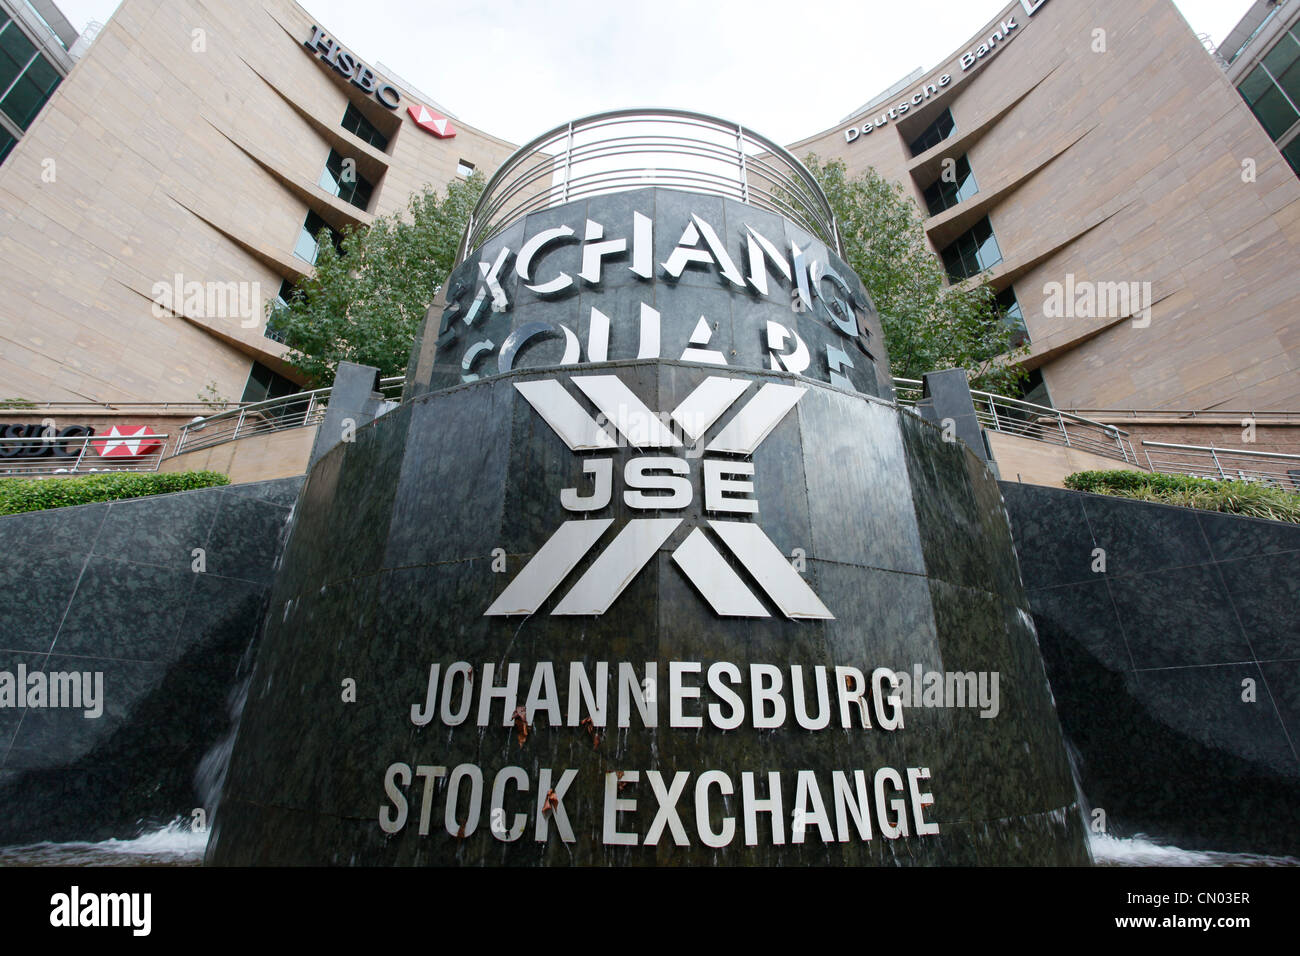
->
[[484, 519, 613, 616], [706, 383, 807, 455], [671, 529, 768, 617], [709, 521, 834, 620], [552, 519, 682, 615], [560, 458, 613, 512], [513, 380, 617, 450], [516, 225, 577, 295]]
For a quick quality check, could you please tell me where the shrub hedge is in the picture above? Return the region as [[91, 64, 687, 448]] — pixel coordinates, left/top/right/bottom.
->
[[0, 471, 230, 516], [1064, 470, 1300, 524]]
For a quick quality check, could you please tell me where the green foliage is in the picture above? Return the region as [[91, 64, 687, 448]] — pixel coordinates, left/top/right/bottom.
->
[[0, 398, 36, 409], [271, 173, 486, 386], [1065, 470, 1300, 524], [803, 154, 1029, 394], [0, 471, 231, 516]]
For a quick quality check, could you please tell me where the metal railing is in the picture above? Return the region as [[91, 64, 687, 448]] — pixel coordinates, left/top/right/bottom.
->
[[1141, 441, 1300, 489], [893, 378, 1137, 464], [171, 378, 403, 457], [1064, 408, 1300, 424], [0, 432, 168, 477], [457, 108, 842, 262]]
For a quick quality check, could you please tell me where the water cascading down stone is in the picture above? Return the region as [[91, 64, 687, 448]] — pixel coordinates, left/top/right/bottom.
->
[[206, 131, 1090, 864]]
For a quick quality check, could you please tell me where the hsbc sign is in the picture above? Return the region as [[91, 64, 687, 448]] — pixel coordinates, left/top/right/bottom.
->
[[409, 104, 456, 138], [304, 26, 402, 110]]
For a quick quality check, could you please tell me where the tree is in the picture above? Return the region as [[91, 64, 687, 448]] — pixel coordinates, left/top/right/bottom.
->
[[270, 172, 485, 385], [803, 155, 1028, 395]]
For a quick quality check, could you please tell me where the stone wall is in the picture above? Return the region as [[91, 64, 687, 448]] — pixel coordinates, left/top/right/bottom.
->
[[0, 477, 302, 845], [1000, 481, 1300, 856]]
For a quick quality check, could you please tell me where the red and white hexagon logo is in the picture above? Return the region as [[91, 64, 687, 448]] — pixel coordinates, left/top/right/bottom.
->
[[408, 104, 456, 138], [92, 425, 164, 458]]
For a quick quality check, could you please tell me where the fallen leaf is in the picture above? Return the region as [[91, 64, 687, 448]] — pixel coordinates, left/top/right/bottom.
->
[[512, 705, 529, 748]]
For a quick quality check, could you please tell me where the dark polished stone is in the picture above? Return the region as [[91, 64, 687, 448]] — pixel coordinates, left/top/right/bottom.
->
[[92, 489, 225, 572], [211, 360, 1085, 866], [203, 493, 292, 584], [1079, 492, 1213, 580], [1107, 564, 1252, 670], [52, 555, 193, 662], [0, 501, 108, 557], [998, 482, 1097, 589], [1196, 508, 1300, 562], [0, 549, 86, 654], [1217, 552, 1300, 662], [1001, 481, 1300, 856], [418, 189, 889, 401], [0, 479, 298, 845]]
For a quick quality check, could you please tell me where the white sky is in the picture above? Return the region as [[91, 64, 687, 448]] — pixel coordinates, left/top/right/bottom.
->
[[53, 0, 1257, 144]]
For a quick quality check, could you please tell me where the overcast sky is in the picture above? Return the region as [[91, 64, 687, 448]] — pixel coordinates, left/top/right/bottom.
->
[[53, 0, 1257, 144]]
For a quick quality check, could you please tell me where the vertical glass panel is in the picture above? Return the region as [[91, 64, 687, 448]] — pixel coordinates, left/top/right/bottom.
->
[[1263, 29, 1300, 78], [907, 109, 956, 157], [1, 54, 60, 130], [1282, 136, 1300, 175], [1239, 64, 1273, 104], [1251, 84, 1300, 139], [0, 22, 36, 92]]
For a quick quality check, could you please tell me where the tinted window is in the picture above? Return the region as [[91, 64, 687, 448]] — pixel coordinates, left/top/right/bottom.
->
[[341, 102, 388, 151], [940, 217, 1003, 282], [318, 149, 374, 211], [922, 154, 978, 216], [907, 109, 955, 157], [1, 53, 60, 130], [294, 210, 341, 264], [0, 21, 35, 93]]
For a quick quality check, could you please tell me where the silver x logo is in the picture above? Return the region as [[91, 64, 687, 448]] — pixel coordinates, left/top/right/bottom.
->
[[484, 374, 833, 621]]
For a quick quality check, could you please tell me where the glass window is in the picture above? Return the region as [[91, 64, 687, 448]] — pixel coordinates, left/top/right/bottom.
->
[[995, 286, 1029, 348], [456, 159, 475, 178], [341, 102, 388, 151], [0, 126, 14, 166], [0, 20, 36, 93], [940, 216, 1003, 282], [1011, 369, 1052, 408], [1239, 64, 1273, 104], [922, 154, 978, 216], [241, 362, 300, 403], [907, 109, 955, 158], [1250, 84, 1299, 140], [265, 280, 302, 344], [1282, 136, 1300, 176], [293, 210, 341, 264], [1, 53, 59, 130], [1279, 59, 1300, 112], [1263, 28, 1300, 79], [275, 278, 299, 307], [318, 149, 374, 211]]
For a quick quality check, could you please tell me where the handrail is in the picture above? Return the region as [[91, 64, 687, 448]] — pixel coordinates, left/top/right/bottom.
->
[[893, 377, 1136, 465], [1141, 440, 1300, 489], [1141, 440, 1300, 461], [0, 432, 168, 477], [171, 377, 403, 457], [456, 108, 842, 263]]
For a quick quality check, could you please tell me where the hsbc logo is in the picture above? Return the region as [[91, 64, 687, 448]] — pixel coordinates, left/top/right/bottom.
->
[[409, 104, 456, 138], [485, 373, 832, 621]]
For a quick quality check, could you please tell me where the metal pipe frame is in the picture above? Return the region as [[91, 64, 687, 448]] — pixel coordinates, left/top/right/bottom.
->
[[456, 109, 841, 263]]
